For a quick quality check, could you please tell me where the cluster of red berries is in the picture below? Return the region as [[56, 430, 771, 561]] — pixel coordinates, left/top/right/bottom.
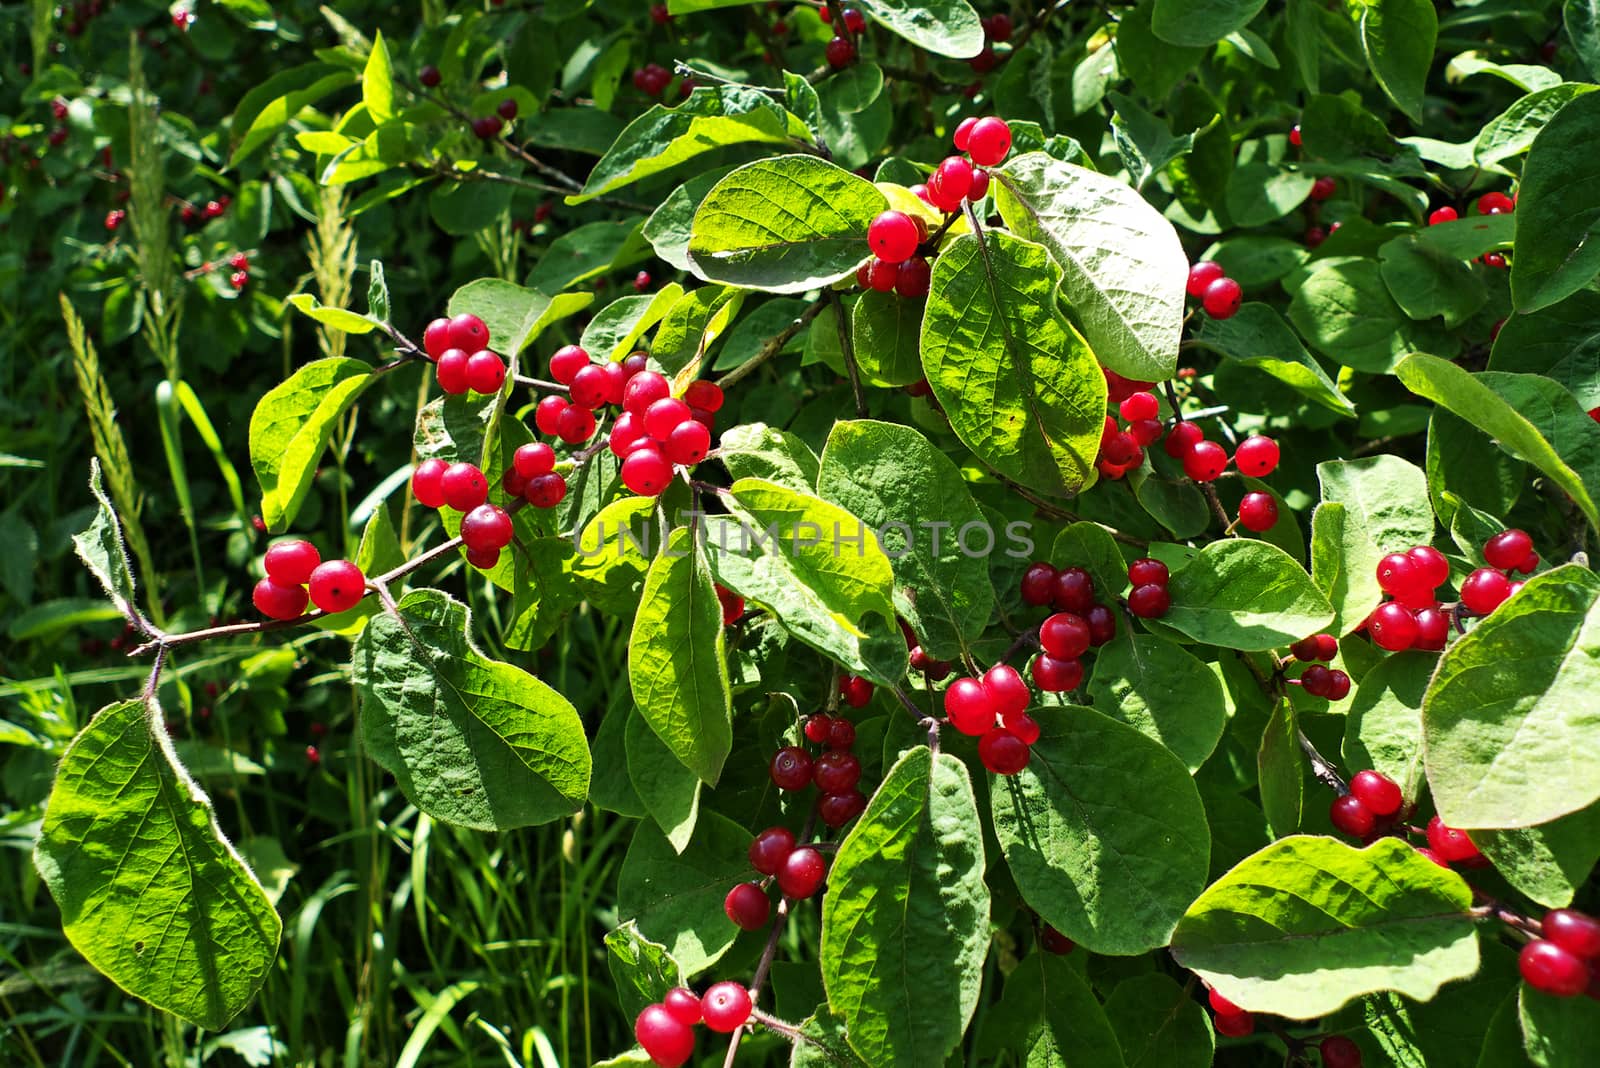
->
[[967, 12, 1013, 72], [632, 63, 673, 96], [422, 312, 506, 396], [1095, 373, 1160, 479], [1288, 633, 1351, 701], [944, 664, 1038, 775], [1429, 193, 1515, 265], [468, 98, 518, 140], [821, 6, 868, 68], [1519, 908, 1600, 999], [1186, 260, 1243, 320], [1365, 545, 1453, 652], [633, 982, 753, 1067], [1328, 769, 1406, 840], [226, 251, 251, 291], [858, 210, 932, 298], [910, 116, 1011, 214], [725, 823, 830, 933], [252, 540, 367, 620], [1018, 559, 1118, 684], [1459, 528, 1537, 617], [409, 458, 529, 569], [1208, 993, 1363, 1066], [767, 710, 867, 828], [179, 194, 230, 226]]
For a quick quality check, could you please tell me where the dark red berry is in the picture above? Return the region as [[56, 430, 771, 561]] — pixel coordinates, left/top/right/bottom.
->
[[1020, 562, 1057, 606], [1052, 567, 1096, 613], [1086, 604, 1117, 646], [776, 846, 826, 898], [461, 504, 514, 552], [1484, 529, 1533, 571], [1309, 176, 1336, 202], [1127, 584, 1170, 618], [419, 65, 441, 88], [1320, 1036, 1362, 1068], [1519, 940, 1590, 997], [839, 675, 873, 708], [1426, 816, 1480, 862], [1030, 654, 1083, 692], [1039, 925, 1074, 954], [724, 881, 770, 930], [1201, 277, 1242, 319], [1164, 421, 1204, 459], [441, 462, 488, 511], [770, 746, 813, 791], [1329, 794, 1376, 838], [1349, 770, 1403, 817], [819, 790, 867, 827], [1238, 492, 1278, 532], [813, 750, 861, 793], [978, 728, 1030, 775], [825, 35, 856, 68]]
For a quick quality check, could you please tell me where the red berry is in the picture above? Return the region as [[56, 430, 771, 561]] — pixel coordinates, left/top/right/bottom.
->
[[895, 257, 932, 298], [987, 13, 1013, 40], [412, 458, 448, 508], [827, 718, 856, 749], [982, 663, 1030, 719], [716, 584, 744, 626], [1052, 567, 1096, 613], [567, 364, 608, 410], [1460, 568, 1512, 615], [1004, 711, 1041, 745], [624, 371, 671, 415], [1477, 191, 1515, 216], [441, 463, 489, 511], [1370, 603, 1419, 651], [621, 447, 673, 495], [308, 559, 366, 614], [1519, 940, 1590, 997], [253, 577, 309, 620], [1407, 545, 1450, 590], [1310, 176, 1336, 202], [644, 397, 693, 441], [1415, 846, 1449, 867], [1481, 252, 1507, 269], [1031, 654, 1083, 692], [1183, 440, 1229, 481], [514, 443, 556, 479], [812, 750, 861, 793], [928, 156, 974, 210], [1238, 493, 1278, 532], [978, 728, 1031, 775], [610, 412, 647, 458], [448, 314, 490, 351], [1543, 909, 1600, 960], [1234, 435, 1280, 478], [724, 881, 771, 930], [966, 117, 1012, 167], [1086, 604, 1117, 646], [1039, 925, 1074, 954], [1289, 125, 1302, 147], [1020, 562, 1057, 606], [549, 345, 590, 384], [1127, 418, 1163, 447], [461, 504, 514, 552], [1320, 1036, 1363, 1068], [264, 539, 321, 585], [1327, 669, 1353, 701], [1414, 607, 1449, 651], [842, 6, 866, 32], [1103, 368, 1155, 403], [825, 35, 856, 68], [968, 46, 998, 73], [524, 473, 567, 508], [1201, 277, 1243, 319], [1428, 206, 1458, 226], [1349, 770, 1403, 817], [868, 210, 920, 264], [683, 379, 724, 412], [423, 318, 453, 359], [635, 1005, 695, 1067], [1040, 612, 1091, 659], [436, 349, 470, 394], [1187, 261, 1225, 298], [1118, 391, 1159, 423], [967, 168, 990, 200], [770, 746, 813, 790], [839, 675, 873, 707], [1164, 420, 1205, 459], [663, 988, 701, 1027], [465, 546, 500, 570], [1128, 583, 1170, 618], [701, 982, 752, 1033], [465, 350, 506, 394], [819, 790, 867, 827], [497, 98, 518, 121], [535, 395, 569, 436], [910, 647, 951, 680], [1301, 664, 1333, 697], [104, 209, 126, 232], [650, 3, 672, 24], [953, 116, 979, 151], [809, 711, 837, 744], [944, 677, 993, 736], [777, 846, 826, 898], [419, 65, 441, 88], [1329, 794, 1376, 838], [1214, 1011, 1254, 1037], [1426, 816, 1481, 862], [1484, 529, 1533, 571]]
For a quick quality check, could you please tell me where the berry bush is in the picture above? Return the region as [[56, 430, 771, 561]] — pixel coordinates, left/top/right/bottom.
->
[[6, 0, 1600, 1066]]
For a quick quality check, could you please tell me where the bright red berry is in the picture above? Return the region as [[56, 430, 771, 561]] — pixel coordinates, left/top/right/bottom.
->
[[1426, 816, 1481, 862], [1414, 607, 1449, 651], [966, 117, 1012, 167], [1031, 654, 1083, 692], [777, 846, 826, 898], [436, 349, 470, 394], [514, 443, 556, 479], [1186, 261, 1225, 298], [953, 116, 979, 150], [1183, 440, 1229, 481], [839, 675, 873, 708], [1214, 1009, 1254, 1037], [623, 371, 671, 415], [1201, 277, 1243, 319], [716, 584, 744, 626], [644, 397, 693, 441], [635, 1004, 695, 1068], [441, 463, 489, 511], [1460, 568, 1512, 615], [928, 156, 975, 211], [982, 663, 1030, 719], [770, 746, 813, 791], [944, 677, 993, 735], [549, 345, 590, 384], [1164, 420, 1205, 459], [1119, 391, 1159, 422], [422, 318, 453, 359], [308, 559, 366, 614], [1234, 435, 1280, 478], [683, 379, 723, 412], [621, 447, 673, 495], [1519, 940, 1590, 997], [1040, 612, 1090, 659], [1484, 529, 1533, 571], [412, 458, 448, 508], [1289, 125, 1303, 147], [1238, 492, 1278, 532], [264, 539, 321, 586], [1477, 191, 1515, 216], [701, 983, 752, 1033], [534, 395, 569, 436], [465, 350, 506, 394], [1349, 770, 1403, 817], [1004, 711, 1041, 745], [1329, 794, 1376, 838], [1428, 206, 1458, 226], [1370, 603, 1419, 651], [1542, 909, 1600, 960], [461, 504, 514, 552], [253, 577, 309, 620], [868, 210, 920, 264], [663, 988, 701, 1027], [978, 728, 1031, 775], [724, 881, 770, 930], [448, 315, 489, 353], [1407, 545, 1450, 590]]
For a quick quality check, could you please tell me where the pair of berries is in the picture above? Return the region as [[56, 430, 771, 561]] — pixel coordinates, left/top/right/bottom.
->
[[1096, 390, 1163, 479], [1290, 633, 1351, 700], [1519, 909, 1600, 998], [1207, 988, 1254, 1038], [821, 6, 867, 68], [633, 983, 753, 1067], [422, 313, 506, 396], [1328, 769, 1405, 839], [104, 209, 125, 232], [725, 825, 829, 931], [1186, 261, 1243, 320], [1366, 545, 1453, 652], [1458, 528, 1538, 616], [632, 63, 672, 96], [252, 540, 366, 619], [944, 664, 1037, 775], [1125, 557, 1172, 619], [501, 443, 569, 509], [410, 459, 518, 569], [895, 619, 954, 679], [861, 210, 933, 298], [838, 674, 874, 707]]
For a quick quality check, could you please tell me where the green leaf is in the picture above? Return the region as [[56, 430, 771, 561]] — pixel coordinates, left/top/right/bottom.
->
[[791, 1004, 871, 1068], [73, 459, 138, 618], [1109, 91, 1210, 189], [449, 279, 590, 358], [1048, 522, 1128, 606], [367, 259, 389, 321], [1258, 699, 1305, 837], [853, 0, 985, 59], [1423, 565, 1600, 829], [628, 528, 732, 785], [286, 293, 381, 335], [706, 479, 906, 683], [1162, 539, 1334, 651], [527, 218, 650, 294], [1086, 633, 1227, 771], [1475, 84, 1597, 169], [580, 286, 684, 366], [1343, 651, 1432, 803], [1226, 163, 1316, 227], [1512, 92, 1600, 312], [249, 358, 372, 533], [1104, 973, 1213, 1068], [1569, 0, 1600, 81], [849, 291, 925, 387], [717, 422, 821, 492], [1118, 0, 1206, 97], [1520, 984, 1600, 1067], [228, 64, 358, 166], [990, 709, 1211, 955], [352, 590, 590, 830], [7, 597, 124, 641], [817, 420, 994, 661], [995, 153, 1185, 382], [1021, 952, 1127, 1067], [920, 230, 1106, 497], [570, 86, 802, 204], [361, 30, 395, 124], [1396, 355, 1600, 532], [606, 920, 685, 1021], [34, 700, 282, 1030], [1171, 836, 1478, 1018], [1151, 0, 1268, 46], [625, 709, 700, 854], [1311, 455, 1436, 635], [1288, 258, 1410, 373], [651, 285, 745, 377], [616, 810, 751, 977], [1488, 290, 1600, 409], [431, 179, 513, 236], [1193, 304, 1355, 418], [643, 169, 735, 274], [1474, 802, 1600, 909], [1358, 0, 1438, 122], [821, 747, 989, 1068], [1379, 233, 1487, 327], [688, 156, 885, 293]]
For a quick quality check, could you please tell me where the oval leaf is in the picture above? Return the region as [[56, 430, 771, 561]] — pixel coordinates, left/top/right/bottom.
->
[[1164, 539, 1335, 651], [1512, 91, 1600, 312], [249, 357, 372, 533]]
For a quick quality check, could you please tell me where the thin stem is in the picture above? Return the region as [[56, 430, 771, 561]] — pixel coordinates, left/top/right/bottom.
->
[[1200, 478, 1234, 531], [512, 374, 571, 393], [825, 289, 868, 417], [747, 1008, 806, 1041], [716, 300, 825, 390]]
